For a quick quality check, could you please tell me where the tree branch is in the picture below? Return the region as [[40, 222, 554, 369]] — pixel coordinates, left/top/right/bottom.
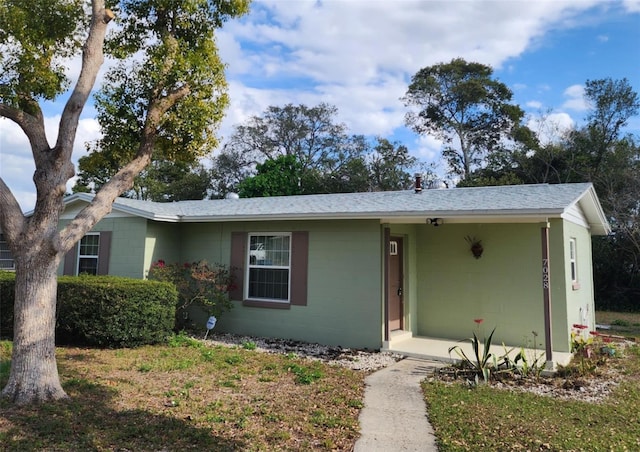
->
[[0, 178, 26, 247], [59, 68, 189, 252], [0, 104, 49, 152], [56, 0, 113, 159]]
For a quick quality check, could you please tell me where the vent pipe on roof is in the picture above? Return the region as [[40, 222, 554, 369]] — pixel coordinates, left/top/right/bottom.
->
[[414, 173, 423, 194]]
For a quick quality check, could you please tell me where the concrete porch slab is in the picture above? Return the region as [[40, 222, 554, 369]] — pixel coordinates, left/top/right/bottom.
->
[[383, 334, 573, 368]]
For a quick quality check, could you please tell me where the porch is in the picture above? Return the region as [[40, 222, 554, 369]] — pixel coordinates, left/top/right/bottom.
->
[[382, 330, 574, 369]]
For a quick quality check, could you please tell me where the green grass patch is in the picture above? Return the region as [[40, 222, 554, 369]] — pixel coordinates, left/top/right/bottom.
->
[[423, 343, 640, 451], [285, 362, 324, 384], [241, 340, 257, 350]]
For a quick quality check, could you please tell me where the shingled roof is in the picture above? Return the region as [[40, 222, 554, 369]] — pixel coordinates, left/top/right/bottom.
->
[[62, 183, 610, 235]]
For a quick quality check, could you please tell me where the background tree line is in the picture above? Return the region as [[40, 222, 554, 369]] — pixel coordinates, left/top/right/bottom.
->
[[74, 103, 424, 199]]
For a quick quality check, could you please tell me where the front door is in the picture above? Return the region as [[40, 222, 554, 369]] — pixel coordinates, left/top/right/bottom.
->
[[388, 236, 403, 331]]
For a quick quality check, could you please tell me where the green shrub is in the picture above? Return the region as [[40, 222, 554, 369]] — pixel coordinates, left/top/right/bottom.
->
[[57, 275, 177, 347], [0, 271, 15, 339], [0, 272, 177, 347]]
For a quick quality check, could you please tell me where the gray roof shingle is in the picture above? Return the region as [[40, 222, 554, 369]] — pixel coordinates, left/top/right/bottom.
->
[[64, 182, 610, 234]]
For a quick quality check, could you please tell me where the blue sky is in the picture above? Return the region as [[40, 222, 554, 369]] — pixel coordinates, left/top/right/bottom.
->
[[1, 0, 639, 211]]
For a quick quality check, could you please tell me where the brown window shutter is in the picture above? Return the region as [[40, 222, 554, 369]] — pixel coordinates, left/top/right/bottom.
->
[[290, 231, 308, 306], [230, 232, 247, 301], [97, 231, 112, 275], [63, 244, 79, 275]]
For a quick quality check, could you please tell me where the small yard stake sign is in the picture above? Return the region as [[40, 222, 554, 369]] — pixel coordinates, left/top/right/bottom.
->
[[204, 316, 217, 340]]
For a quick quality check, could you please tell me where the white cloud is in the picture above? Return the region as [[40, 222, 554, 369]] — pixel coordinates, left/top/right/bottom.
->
[[526, 101, 543, 109], [562, 84, 588, 111], [0, 116, 101, 212], [217, 0, 605, 143], [527, 112, 575, 145], [623, 0, 640, 12], [413, 135, 443, 163]]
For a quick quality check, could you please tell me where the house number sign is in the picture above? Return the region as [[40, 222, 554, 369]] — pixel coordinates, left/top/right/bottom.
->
[[542, 258, 550, 289]]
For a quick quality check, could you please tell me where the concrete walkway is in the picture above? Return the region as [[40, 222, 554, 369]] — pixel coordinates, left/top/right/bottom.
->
[[354, 357, 446, 452]]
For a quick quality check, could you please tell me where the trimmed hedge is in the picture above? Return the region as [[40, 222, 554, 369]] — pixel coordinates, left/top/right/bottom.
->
[[0, 272, 177, 347], [0, 271, 14, 339]]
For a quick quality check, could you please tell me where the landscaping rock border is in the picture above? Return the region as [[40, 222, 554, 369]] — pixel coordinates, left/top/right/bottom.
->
[[205, 332, 403, 372]]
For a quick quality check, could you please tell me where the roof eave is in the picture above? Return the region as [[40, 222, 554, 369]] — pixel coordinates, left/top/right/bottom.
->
[[179, 209, 567, 223]]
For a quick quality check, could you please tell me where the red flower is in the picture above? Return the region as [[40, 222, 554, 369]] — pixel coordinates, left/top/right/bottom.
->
[[603, 337, 612, 343], [572, 324, 588, 330], [589, 331, 599, 336], [474, 318, 484, 325]]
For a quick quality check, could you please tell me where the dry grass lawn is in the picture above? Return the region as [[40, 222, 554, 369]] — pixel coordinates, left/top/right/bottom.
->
[[0, 335, 365, 451]]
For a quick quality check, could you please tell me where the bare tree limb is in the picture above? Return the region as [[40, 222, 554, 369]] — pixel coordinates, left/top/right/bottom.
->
[[0, 178, 26, 246], [55, 0, 113, 161], [0, 104, 49, 153], [59, 81, 191, 251]]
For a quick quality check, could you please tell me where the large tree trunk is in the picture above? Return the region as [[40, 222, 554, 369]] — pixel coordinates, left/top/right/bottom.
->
[[1, 253, 66, 404]]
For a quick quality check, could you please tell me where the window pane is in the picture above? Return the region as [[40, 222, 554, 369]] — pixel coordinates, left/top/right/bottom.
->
[[249, 235, 289, 266], [248, 268, 289, 300], [78, 257, 98, 275], [80, 235, 100, 256]]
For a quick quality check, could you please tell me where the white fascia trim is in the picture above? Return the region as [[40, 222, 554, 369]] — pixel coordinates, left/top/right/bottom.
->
[[177, 209, 566, 223], [563, 185, 611, 235]]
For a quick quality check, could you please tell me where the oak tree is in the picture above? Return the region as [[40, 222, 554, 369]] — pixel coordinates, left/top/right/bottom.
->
[[0, 0, 249, 404], [403, 58, 525, 179]]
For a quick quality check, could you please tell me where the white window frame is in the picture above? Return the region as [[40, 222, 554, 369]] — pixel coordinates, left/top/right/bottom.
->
[[245, 232, 291, 303], [0, 233, 15, 271], [569, 237, 579, 290], [77, 233, 101, 275]]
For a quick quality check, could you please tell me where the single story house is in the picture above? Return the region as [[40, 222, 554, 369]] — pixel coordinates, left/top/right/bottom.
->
[[54, 182, 609, 365]]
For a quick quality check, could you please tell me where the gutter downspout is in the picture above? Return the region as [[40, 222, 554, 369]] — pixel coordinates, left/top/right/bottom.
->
[[541, 221, 554, 370], [383, 227, 390, 343]]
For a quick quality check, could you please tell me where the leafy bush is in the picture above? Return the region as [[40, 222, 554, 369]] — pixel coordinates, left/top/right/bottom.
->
[[56, 275, 177, 347], [148, 260, 235, 329], [0, 271, 15, 339], [0, 273, 177, 347]]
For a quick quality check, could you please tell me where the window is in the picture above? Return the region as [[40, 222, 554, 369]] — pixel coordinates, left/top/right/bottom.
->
[[569, 237, 579, 289], [0, 234, 15, 270], [230, 231, 308, 308], [78, 233, 100, 275], [63, 231, 112, 276], [247, 234, 291, 302]]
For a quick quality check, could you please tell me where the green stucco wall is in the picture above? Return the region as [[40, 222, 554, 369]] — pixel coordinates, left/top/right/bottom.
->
[[143, 222, 182, 276], [62, 210, 593, 353], [180, 220, 383, 349], [411, 220, 575, 352], [562, 220, 596, 342], [57, 216, 148, 278]]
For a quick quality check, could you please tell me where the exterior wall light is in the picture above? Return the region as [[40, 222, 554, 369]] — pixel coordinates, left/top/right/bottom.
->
[[428, 218, 443, 227]]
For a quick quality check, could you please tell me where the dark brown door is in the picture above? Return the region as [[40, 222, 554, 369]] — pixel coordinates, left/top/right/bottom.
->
[[388, 236, 403, 331]]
